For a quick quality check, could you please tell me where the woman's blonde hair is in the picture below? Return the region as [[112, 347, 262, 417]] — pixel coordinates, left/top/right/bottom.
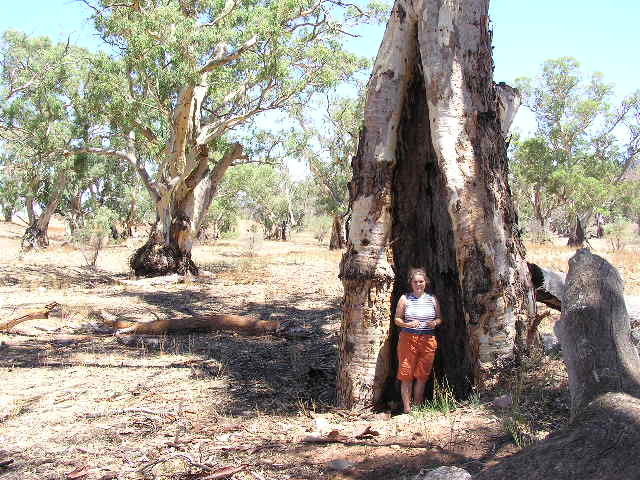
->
[[407, 267, 430, 287]]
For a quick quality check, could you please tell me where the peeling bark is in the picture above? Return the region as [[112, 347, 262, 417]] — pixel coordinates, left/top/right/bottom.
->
[[337, 0, 535, 409], [131, 143, 243, 277]]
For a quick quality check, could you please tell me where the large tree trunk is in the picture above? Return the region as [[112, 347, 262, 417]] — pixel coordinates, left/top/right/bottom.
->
[[21, 173, 65, 251], [475, 250, 640, 480], [336, 0, 535, 410], [329, 215, 346, 250], [130, 143, 242, 277]]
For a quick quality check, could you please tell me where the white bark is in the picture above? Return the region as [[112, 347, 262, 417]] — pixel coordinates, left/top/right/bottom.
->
[[417, 0, 533, 361], [337, 0, 418, 408], [338, 0, 534, 409]]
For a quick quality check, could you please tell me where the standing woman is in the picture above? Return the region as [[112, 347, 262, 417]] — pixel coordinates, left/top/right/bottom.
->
[[394, 268, 443, 413]]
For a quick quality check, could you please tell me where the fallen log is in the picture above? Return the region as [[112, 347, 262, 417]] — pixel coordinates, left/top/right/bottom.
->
[[96, 310, 281, 336], [0, 302, 58, 332], [528, 261, 640, 321], [527, 262, 565, 311], [475, 249, 640, 480]]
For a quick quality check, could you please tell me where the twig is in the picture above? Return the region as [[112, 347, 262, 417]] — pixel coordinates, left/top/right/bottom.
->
[[0, 459, 14, 468], [301, 435, 438, 449]]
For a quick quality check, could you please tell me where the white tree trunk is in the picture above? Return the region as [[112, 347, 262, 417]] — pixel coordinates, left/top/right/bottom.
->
[[337, 0, 535, 409]]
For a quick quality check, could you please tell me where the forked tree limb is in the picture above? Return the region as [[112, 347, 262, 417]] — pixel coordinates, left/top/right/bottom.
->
[[0, 302, 58, 332], [525, 310, 552, 347]]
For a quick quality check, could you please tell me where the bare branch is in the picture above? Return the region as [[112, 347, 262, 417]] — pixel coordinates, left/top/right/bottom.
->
[[198, 0, 239, 28], [199, 35, 258, 74]]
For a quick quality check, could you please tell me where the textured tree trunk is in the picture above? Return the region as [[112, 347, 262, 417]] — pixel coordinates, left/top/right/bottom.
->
[[25, 195, 36, 225], [129, 191, 200, 277], [131, 143, 242, 277], [475, 250, 640, 480], [329, 215, 346, 250], [567, 215, 585, 247], [336, 0, 535, 409], [2, 206, 12, 222], [21, 173, 65, 251]]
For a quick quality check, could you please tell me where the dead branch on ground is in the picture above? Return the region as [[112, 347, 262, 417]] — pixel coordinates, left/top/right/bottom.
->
[[0, 302, 58, 331]]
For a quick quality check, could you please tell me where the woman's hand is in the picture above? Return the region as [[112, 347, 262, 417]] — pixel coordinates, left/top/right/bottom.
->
[[404, 320, 421, 328]]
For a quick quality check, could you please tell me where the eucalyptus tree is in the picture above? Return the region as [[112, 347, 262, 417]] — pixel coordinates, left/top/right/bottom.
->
[[336, 0, 533, 409], [298, 92, 363, 249], [0, 30, 103, 249], [78, 0, 377, 276], [512, 58, 640, 235], [234, 163, 307, 240]]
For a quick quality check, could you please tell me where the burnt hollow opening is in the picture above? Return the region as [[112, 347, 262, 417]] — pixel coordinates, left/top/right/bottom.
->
[[384, 48, 473, 404]]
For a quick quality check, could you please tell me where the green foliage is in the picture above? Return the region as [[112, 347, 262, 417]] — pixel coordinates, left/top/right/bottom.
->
[[296, 91, 364, 219], [0, 155, 21, 220], [411, 377, 459, 417], [604, 216, 633, 251], [231, 163, 307, 237], [511, 57, 640, 235], [1, 29, 136, 232], [502, 414, 532, 449], [74, 206, 118, 268]]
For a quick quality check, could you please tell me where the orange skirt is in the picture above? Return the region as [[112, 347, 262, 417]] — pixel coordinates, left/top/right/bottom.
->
[[396, 331, 438, 381]]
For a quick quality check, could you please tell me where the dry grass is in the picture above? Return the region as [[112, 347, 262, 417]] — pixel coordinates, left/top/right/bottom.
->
[[0, 219, 638, 479], [525, 236, 640, 295]]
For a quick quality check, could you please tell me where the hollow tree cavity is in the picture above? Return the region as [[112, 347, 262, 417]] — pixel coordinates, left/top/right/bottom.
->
[[337, 0, 535, 410]]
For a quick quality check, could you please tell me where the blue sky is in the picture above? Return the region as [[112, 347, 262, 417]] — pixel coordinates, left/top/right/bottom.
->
[[2, 0, 638, 137]]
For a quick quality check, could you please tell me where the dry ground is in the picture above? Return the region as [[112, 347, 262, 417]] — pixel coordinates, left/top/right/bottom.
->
[[1, 220, 639, 480]]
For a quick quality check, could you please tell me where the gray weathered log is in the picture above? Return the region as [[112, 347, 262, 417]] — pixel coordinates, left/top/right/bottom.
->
[[556, 250, 640, 419], [528, 261, 640, 324], [475, 249, 640, 480]]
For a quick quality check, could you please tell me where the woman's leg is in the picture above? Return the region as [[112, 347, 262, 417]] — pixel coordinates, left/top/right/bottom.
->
[[401, 379, 413, 413], [413, 379, 427, 405], [413, 335, 438, 405]]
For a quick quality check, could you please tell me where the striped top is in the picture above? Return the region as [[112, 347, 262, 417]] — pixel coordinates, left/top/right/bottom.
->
[[401, 293, 439, 335]]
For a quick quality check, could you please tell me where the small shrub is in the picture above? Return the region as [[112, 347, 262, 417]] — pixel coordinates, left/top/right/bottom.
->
[[605, 216, 633, 251], [307, 215, 332, 244], [502, 413, 532, 449], [74, 207, 116, 269], [412, 376, 459, 417], [245, 224, 263, 256]]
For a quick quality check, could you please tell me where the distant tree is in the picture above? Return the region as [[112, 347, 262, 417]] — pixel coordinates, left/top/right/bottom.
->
[[0, 30, 108, 249], [237, 164, 307, 240], [511, 58, 640, 236], [76, 0, 377, 276], [298, 92, 364, 249], [0, 154, 21, 222]]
